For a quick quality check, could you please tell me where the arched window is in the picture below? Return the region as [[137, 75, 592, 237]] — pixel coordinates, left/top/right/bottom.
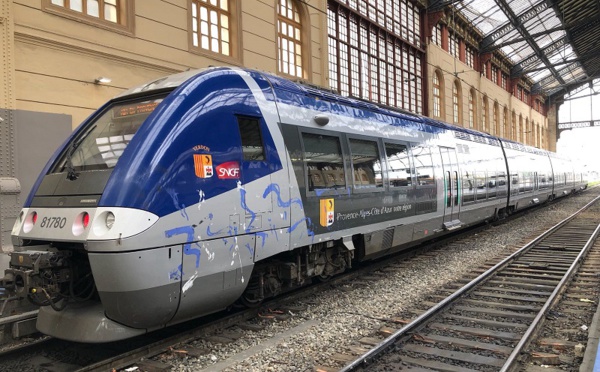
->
[[502, 107, 508, 138], [44, 0, 133, 30], [492, 102, 498, 135], [191, 0, 236, 57], [468, 89, 476, 128], [525, 118, 529, 145], [452, 80, 461, 124], [482, 96, 488, 132], [518, 114, 523, 142], [432, 71, 442, 118], [278, 0, 303, 77], [511, 111, 516, 140]]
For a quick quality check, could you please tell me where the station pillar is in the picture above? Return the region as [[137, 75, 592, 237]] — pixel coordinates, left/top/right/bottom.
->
[[0, 0, 17, 253], [547, 101, 560, 152]]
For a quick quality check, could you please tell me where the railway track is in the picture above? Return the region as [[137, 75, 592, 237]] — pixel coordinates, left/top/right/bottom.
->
[[339, 194, 600, 371]]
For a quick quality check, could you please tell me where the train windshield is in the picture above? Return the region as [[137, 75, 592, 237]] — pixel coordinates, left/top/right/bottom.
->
[[52, 94, 166, 174]]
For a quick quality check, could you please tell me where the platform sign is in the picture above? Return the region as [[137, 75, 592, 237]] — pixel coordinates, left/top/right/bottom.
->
[[194, 154, 213, 178], [320, 198, 334, 227]]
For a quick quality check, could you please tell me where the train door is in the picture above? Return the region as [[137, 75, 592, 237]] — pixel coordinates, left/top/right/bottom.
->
[[440, 147, 461, 229]]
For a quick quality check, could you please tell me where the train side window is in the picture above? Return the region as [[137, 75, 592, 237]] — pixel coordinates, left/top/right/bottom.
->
[[237, 116, 265, 161], [496, 171, 507, 197], [462, 171, 475, 204], [302, 132, 346, 191], [385, 142, 412, 188], [349, 138, 382, 189], [475, 171, 487, 200], [412, 146, 435, 186]]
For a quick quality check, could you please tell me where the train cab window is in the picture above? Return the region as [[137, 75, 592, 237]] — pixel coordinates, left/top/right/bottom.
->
[[412, 146, 435, 186], [237, 116, 265, 161], [302, 132, 346, 191], [349, 139, 382, 189], [385, 142, 412, 187], [52, 94, 166, 173]]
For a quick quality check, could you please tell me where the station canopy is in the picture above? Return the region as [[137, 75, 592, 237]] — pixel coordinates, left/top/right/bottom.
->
[[429, 0, 600, 100]]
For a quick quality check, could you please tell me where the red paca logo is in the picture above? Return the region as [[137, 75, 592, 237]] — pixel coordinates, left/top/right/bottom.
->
[[216, 161, 240, 179]]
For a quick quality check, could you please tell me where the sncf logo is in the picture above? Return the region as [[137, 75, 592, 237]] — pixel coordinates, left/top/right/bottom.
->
[[216, 161, 240, 179]]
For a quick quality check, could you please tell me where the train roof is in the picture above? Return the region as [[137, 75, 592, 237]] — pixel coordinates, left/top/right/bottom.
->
[[115, 67, 545, 153]]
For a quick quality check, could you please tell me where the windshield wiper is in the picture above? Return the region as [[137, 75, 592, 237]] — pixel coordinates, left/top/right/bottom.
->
[[63, 125, 97, 181], [65, 143, 79, 181]]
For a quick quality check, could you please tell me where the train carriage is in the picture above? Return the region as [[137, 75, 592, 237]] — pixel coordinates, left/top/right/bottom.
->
[[3, 67, 587, 342]]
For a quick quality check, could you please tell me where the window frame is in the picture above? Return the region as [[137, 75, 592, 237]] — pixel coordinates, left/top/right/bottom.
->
[[277, 0, 309, 79], [327, 0, 424, 114], [42, 0, 134, 35], [432, 23, 442, 46], [346, 135, 385, 194], [481, 95, 488, 132], [300, 128, 348, 197], [432, 70, 442, 118], [452, 80, 461, 124], [411, 144, 436, 189], [236, 115, 266, 161], [468, 89, 476, 129], [448, 33, 458, 58], [188, 0, 242, 64], [383, 140, 414, 190], [492, 101, 498, 135]]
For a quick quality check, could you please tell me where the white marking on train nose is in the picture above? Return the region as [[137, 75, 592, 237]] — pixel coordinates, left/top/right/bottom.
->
[[197, 189, 205, 210], [182, 271, 199, 293]]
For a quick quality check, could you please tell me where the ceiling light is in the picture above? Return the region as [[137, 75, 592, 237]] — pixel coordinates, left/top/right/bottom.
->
[[94, 77, 112, 84]]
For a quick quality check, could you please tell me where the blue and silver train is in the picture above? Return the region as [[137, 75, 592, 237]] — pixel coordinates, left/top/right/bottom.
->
[[3, 67, 586, 342]]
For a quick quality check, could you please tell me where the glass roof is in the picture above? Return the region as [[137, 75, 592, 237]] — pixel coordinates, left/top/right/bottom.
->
[[439, 0, 596, 97]]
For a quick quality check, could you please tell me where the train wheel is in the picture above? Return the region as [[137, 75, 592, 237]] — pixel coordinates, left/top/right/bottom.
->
[[239, 293, 263, 308], [238, 273, 264, 307], [316, 273, 332, 282]]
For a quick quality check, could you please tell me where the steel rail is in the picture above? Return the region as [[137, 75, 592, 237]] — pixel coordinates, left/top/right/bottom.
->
[[500, 215, 600, 370], [340, 193, 600, 371]]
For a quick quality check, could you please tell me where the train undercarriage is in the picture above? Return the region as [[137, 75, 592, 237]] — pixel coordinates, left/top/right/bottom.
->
[[239, 241, 353, 306], [2, 245, 97, 311]]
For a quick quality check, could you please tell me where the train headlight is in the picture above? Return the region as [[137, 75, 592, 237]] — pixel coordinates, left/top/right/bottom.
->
[[105, 212, 115, 229], [23, 211, 37, 233], [92, 211, 115, 236]]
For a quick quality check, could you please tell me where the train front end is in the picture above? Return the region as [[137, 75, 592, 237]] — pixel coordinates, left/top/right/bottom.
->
[[3, 90, 171, 341], [3, 67, 293, 342]]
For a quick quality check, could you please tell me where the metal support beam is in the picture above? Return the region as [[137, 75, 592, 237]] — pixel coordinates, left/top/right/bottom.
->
[[481, 14, 600, 54], [485, 0, 566, 90], [481, 0, 548, 51], [519, 48, 600, 77], [557, 120, 600, 138], [511, 37, 568, 77], [428, 0, 455, 12], [533, 62, 584, 94], [481, 26, 566, 53]]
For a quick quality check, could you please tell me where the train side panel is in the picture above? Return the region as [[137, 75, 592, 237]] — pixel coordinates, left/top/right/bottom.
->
[[454, 135, 509, 225]]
